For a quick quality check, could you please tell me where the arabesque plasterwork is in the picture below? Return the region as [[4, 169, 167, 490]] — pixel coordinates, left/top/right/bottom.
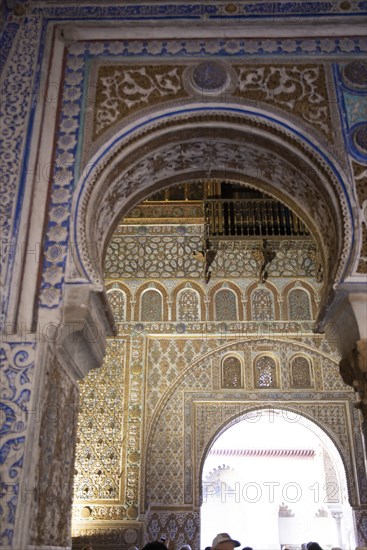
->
[[2, 9, 367, 548], [93, 64, 188, 138], [90, 61, 332, 147]]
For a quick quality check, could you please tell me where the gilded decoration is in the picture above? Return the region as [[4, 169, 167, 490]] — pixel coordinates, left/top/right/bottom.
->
[[177, 288, 201, 322], [68, 43, 361, 547], [234, 64, 332, 138], [288, 288, 312, 320], [283, 281, 317, 319], [141, 289, 164, 322], [172, 281, 206, 321], [214, 288, 238, 321], [106, 281, 132, 321], [134, 282, 169, 321], [251, 288, 275, 321], [105, 277, 321, 325], [74, 339, 126, 501], [93, 64, 188, 139], [208, 281, 243, 320], [246, 281, 280, 320]]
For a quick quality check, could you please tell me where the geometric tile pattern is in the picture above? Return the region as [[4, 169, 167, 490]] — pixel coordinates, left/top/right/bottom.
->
[[105, 229, 319, 280]]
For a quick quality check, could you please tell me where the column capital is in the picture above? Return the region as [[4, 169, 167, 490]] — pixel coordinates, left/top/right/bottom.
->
[[56, 284, 115, 380]]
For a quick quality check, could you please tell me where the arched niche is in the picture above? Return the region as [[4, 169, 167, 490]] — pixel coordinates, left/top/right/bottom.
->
[[68, 105, 354, 327]]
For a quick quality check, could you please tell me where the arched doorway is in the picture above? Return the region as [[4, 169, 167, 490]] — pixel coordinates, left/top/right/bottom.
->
[[67, 107, 363, 544], [64, 105, 362, 549], [5, 17, 367, 550], [201, 409, 355, 550], [69, 105, 353, 315]]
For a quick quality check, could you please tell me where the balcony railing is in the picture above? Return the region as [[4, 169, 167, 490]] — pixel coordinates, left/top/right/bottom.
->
[[205, 199, 310, 238]]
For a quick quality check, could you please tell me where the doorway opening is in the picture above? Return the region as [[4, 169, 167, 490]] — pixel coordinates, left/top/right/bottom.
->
[[201, 409, 355, 550]]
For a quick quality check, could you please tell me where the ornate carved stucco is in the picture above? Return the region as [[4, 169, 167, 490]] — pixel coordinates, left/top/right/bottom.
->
[[30, 35, 359, 320], [93, 64, 188, 139], [29, 353, 79, 547], [89, 61, 333, 147], [73, 339, 126, 501], [0, 15, 42, 328], [71, 116, 351, 309], [106, 229, 320, 281], [234, 64, 332, 137], [0, 342, 36, 546], [2, 15, 366, 550], [143, 337, 361, 510]]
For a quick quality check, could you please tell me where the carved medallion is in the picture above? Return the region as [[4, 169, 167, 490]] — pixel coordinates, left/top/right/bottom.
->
[[191, 61, 229, 92], [343, 60, 367, 90]]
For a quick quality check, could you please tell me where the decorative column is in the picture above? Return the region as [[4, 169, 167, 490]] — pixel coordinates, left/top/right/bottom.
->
[[329, 505, 344, 549], [24, 286, 114, 550], [336, 288, 367, 548], [339, 291, 367, 455]]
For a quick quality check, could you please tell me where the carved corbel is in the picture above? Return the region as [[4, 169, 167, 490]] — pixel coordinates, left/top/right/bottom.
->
[[56, 285, 116, 380], [340, 340, 367, 445]]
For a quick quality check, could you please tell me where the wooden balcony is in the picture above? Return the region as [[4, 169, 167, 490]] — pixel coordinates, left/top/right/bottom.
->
[[205, 199, 310, 239]]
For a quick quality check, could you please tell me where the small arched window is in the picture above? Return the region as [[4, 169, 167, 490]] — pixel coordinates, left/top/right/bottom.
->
[[254, 355, 277, 388], [107, 288, 126, 323], [289, 288, 312, 320], [177, 288, 200, 321], [222, 356, 243, 389], [141, 289, 163, 322], [290, 356, 313, 388], [251, 288, 274, 321], [215, 289, 238, 321]]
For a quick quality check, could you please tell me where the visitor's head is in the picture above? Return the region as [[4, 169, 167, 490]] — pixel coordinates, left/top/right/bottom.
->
[[212, 533, 241, 550]]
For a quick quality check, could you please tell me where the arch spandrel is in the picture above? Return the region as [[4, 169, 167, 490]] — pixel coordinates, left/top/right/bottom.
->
[[70, 106, 354, 325]]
